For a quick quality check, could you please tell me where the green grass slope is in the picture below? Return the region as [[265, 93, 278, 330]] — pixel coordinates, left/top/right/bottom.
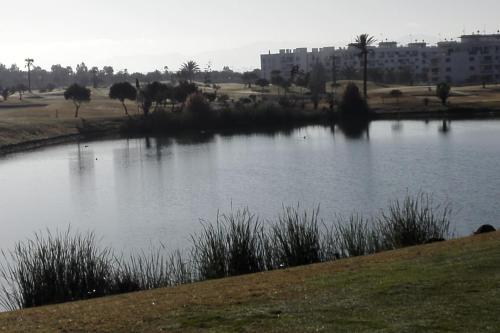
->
[[0, 232, 499, 332]]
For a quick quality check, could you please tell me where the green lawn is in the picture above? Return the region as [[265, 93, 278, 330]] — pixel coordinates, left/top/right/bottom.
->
[[0, 232, 498, 332]]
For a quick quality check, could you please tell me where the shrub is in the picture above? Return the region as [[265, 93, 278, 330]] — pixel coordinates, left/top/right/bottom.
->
[[239, 97, 252, 104], [113, 248, 191, 292], [203, 92, 217, 102], [0, 229, 114, 310], [339, 83, 368, 116], [191, 209, 267, 280], [436, 82, 451, 106], [377, 193, 451, 249], [185, 93, 215, 126], [270, 206, 321, 268], [217, 94, 230, 104], [333, 214, 381, 258]]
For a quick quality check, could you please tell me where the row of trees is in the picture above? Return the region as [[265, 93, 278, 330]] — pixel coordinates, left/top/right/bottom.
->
[[64, 80, 199, 117], [0, 59, 259, 93], [0, 84, 29, 101]]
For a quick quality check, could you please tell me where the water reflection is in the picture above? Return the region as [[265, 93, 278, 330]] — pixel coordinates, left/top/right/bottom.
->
[[391, 121, 403, 133], [335, 119, 371, 139], [70, 143, 95, 176], [439, 120, 452, 134], [175, 132, 215, 145], [1, 120, 499, 256]]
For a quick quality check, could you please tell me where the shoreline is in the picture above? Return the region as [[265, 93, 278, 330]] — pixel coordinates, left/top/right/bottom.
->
[[1, 108, 500, 156]]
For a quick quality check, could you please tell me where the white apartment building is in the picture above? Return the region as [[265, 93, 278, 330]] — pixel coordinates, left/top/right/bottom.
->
[[260, 34, 500, 85]]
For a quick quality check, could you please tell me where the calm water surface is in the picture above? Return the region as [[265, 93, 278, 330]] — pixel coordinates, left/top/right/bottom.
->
[[0, 120, 499, 252]]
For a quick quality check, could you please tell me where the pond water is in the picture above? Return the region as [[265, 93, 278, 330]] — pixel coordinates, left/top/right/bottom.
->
[[0, 120, 499, 252]]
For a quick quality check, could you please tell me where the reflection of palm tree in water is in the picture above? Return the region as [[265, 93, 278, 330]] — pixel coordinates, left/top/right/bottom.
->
[[439, 119, 451, 133]]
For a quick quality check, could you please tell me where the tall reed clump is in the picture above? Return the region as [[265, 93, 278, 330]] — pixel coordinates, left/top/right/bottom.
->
[[377, 192, 452, 249], [0, 230, 114, 310], [191, 209, 267, 280], [113, 248, 192, 293], [270, 206, 322, 268], [330, 214, 382, 258]]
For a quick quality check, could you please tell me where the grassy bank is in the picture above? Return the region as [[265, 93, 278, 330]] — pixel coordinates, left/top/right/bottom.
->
[[0, 231, 498, 332]]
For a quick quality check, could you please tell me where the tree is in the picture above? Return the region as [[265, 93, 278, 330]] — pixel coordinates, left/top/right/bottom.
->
[[51, 64, 72, 87], [1, 87, 11, 101], [173, 81, 198, 110], [180, 61, 200, 82], [64, 83, 91, 117], [350, 34, 376, 100], [255, 78, 270, 92], [137, 85, 153, 116], [270, 70, 287, 95], [340, 65, 358, 80], [103, 66, 114, 77], [330, 56, 339, 86], [309, 62, 327, 109], [367, 68, 384, 83], [75, 62, 89, 86], [109, 82, 137, 115], [242, 71, 259, 88], [290, 65, 300, 82], [25, 58, 34, 92], [15, 84, 28, 100], [147, 81, 172, 111], [203, 62, 212, 84], [436, 82, 451, 106], [295, 71, 310, 95]]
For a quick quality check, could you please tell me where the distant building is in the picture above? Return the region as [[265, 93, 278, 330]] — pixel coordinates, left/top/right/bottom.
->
[[260, 34, 500, 85]]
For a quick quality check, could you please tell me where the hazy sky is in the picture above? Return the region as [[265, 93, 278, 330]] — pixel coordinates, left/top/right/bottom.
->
[[2, 0, 500, 72]]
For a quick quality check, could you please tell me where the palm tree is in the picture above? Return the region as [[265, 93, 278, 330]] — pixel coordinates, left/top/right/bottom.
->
[[350, 34, 376, 100], [180, 60, 200, 82], [25, 58, 34, 92]]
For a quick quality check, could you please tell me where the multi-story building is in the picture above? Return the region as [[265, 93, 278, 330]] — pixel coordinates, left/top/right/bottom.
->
[[260, 34, 500, 85]]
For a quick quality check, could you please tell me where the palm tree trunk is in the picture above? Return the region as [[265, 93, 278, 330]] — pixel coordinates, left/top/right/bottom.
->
[[28, 67, 32, 92], [363, 52, 368, 100]]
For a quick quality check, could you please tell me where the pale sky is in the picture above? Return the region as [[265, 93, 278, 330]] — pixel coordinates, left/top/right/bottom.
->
[[2, 0, 500, 72]]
